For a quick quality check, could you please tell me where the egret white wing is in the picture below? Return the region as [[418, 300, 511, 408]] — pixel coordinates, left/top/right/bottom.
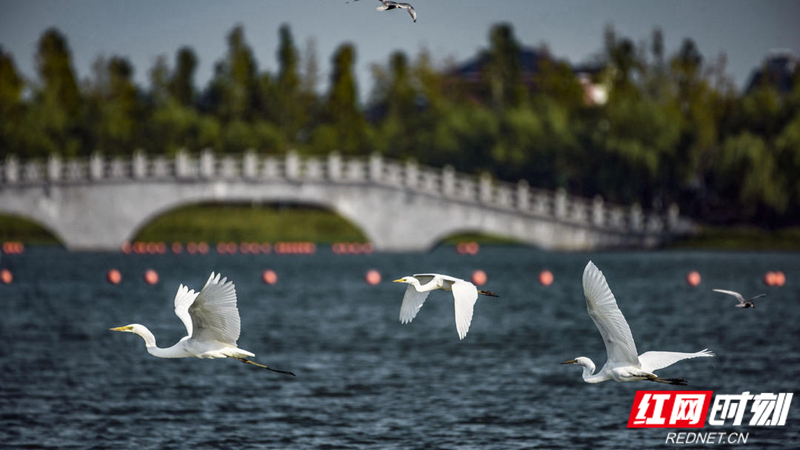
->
[[173, 284, 199, 337], [583, 261, 640, 367], [639, 349, 714, 373], [712, 289, 746, 305], [451, 280, 478, 340], [188, 272, 241, 345], [399, 284, 431, 324]]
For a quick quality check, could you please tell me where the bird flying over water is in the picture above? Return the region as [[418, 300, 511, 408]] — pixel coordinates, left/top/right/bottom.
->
[[712, 289, 766, 309], [393, 273, 498, 339], [377, 0, 417, 22], [110, 272, 295, 376], [562, 262, 713, 385]]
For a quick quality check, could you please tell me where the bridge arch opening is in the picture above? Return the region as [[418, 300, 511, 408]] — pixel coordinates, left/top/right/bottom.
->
[[0, 213, 64, 246], [132, 202, 371, 244]]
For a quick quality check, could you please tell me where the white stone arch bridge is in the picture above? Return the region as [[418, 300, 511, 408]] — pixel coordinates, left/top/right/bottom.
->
[[0, 151, 693, 252]]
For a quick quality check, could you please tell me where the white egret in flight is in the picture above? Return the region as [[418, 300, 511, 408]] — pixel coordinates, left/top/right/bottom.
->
[[110, 272, 295, 376], [562, 262, 713, 385], [377, 0, 417, 22], [393, 273, 498, 340], [712, 289, 766, 309]]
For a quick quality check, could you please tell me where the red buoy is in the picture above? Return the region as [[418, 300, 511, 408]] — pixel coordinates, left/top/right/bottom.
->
[[0, 269, 12, 284], [539, 270, 554, 286], [144, 269, 159, 285], [365, 269, 381, 285], [107, 269, 122, 285], [774, 271, 786, 287], [262, 269, 278, 285], [471, 269, 487, 286], [686, 271, 701, 287]]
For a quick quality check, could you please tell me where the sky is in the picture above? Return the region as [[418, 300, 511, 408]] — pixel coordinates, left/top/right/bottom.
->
[[1, 0, 799, 100]]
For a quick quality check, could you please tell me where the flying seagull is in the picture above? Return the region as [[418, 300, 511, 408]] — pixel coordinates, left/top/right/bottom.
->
[[562, 261, 714, 385], [377, 0, 417, 22], [712, 289, 766, 309], [393, 273, 498, 339]]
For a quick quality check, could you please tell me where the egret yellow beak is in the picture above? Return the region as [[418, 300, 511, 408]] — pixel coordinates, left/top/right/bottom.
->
[[109, 326, 132, 332], [393, 278, 405, 283], [561, 359, 577, 365]]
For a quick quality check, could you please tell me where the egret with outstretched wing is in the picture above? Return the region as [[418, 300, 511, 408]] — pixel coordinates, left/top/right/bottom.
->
[[562, 262, 713, 385], [393, 273, 498, 339], [110, 272, 294, 376]]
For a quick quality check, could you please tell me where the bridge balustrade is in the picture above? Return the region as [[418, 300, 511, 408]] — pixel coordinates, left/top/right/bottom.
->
[[1, 151, 684, 235]]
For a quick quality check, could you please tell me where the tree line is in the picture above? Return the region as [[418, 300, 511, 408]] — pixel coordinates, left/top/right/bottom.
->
[[0, 24, 798, 226]]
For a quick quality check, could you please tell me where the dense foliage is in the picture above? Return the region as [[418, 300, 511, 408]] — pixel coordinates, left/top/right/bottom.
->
[[1, 24, 798, 226]]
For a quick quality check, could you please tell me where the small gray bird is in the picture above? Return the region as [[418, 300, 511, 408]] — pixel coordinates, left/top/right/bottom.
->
[[377, 0, 417, 22], [712, 289, 766, 308]]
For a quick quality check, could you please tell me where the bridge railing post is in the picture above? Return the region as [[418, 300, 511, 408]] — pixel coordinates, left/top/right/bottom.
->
[[133, 152, 147, 179], [516, 180, 530, 212], [4, 155, 19, 184], [442, 165, 455, 197], [175, 149, 189, 178], [667, 203, 680, 231], [479, 173, 492, 204], [629, 203, 643, 232], [592, 196, 604, 226], [285, 150, 299, 179], [404, 159, 418, 189], [200, 149, 215, 178], [243, 150, 258, 179], [555, 188, 567, 219], [327, 152, 342, 181], [369, 153, 383, 183], [47, 154, 61, 181], [90, 153, 104, 180]]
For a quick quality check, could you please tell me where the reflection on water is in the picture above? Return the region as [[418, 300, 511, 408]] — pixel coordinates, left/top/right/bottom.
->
[[1, 247, 798, 448]]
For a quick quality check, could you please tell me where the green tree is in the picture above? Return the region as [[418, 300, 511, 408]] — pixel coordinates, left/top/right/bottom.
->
[[170, 47, 197, 107], [29, 28, 83, 155], [91, 57, 144, 154], [485, 23, 526, 109], [311, 43, 368, 154], [0, 47, 25, 156]]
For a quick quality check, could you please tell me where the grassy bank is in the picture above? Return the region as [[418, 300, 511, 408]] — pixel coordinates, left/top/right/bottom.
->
[[135, 204, 368, 243], [667, 226, 800, 251]]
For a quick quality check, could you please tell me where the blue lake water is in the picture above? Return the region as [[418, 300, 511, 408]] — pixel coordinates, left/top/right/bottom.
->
[[0, 247, 798, 449]]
